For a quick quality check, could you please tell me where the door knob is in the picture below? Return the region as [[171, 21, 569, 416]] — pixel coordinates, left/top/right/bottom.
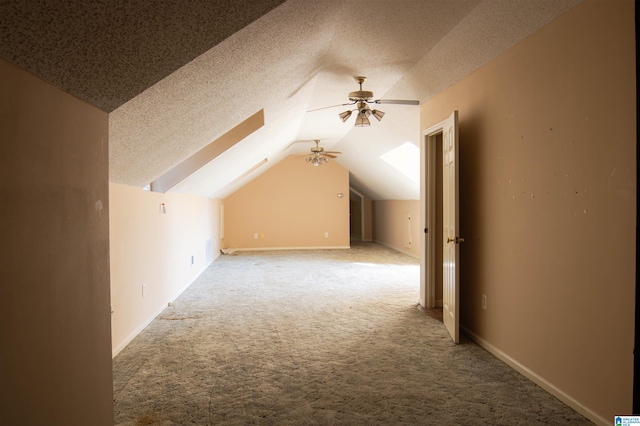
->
[[447, 237, 465, 244]]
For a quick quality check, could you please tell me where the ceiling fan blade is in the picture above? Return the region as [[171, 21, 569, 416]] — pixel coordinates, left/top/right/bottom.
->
[[373, 99, 420, 105], [325, 151, 342, 155], [306, 102, 356, 112], [323, 154, 337, 159]]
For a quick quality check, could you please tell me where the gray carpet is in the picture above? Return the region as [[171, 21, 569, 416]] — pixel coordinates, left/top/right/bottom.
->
[[112, 242, 592, 425]]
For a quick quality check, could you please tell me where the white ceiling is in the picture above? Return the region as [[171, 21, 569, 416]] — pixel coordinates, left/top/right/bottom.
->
[[0, 0, 581, 200]]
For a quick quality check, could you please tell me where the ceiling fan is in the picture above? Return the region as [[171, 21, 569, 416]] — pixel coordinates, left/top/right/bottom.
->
[[299, 140, 341, 166], [308, 76, 419, 127]]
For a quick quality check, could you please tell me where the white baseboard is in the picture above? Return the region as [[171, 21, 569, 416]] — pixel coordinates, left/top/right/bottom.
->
[[461, 326, 608, 426], [373, 240, 420, 259], [223, 246, 351, 253], [112, 260, 214, 358], [112, 301, 167, 358]]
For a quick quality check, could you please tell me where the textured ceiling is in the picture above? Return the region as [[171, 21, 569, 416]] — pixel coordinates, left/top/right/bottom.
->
[[0, 0, 581, 200], [0, 0, 287, 112]]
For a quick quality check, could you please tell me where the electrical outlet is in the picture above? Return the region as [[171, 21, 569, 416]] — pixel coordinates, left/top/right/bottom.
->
[[482, 294, 487, 310], [253, 233, 258, 239], [324, 232, 329, 238]]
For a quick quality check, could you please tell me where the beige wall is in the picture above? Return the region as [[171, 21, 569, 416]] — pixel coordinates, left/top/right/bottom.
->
[[0, 59, 113, 424], [223, 155, 350, 249], [373, 200, 421, 258], [109, 183, 221, 355], [420, 0, 635, 422]]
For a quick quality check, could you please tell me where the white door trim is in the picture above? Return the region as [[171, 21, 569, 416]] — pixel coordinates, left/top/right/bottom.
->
[[420, 121, 443, 309], [420, 112, 459, 320], [349, 187, 366, 242]]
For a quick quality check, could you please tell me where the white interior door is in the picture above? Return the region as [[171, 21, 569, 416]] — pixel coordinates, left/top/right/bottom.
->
[[442, 111, 461, 343]]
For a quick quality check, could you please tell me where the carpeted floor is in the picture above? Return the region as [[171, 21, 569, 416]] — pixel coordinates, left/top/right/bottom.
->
[[112, 242, 592, 425]]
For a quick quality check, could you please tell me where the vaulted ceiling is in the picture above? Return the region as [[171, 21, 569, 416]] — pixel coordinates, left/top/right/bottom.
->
[[0, 0, 581, 200]]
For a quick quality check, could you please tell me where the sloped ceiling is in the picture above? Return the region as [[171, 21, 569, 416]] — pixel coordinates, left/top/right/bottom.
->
[[0, 0, 581, 200]]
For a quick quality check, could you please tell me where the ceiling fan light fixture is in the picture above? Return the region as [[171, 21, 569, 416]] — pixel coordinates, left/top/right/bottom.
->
[[302, 140, 338, 166], [372, 109, 385, 121], [316, 76, 417, 126], [339, 110, 352, 122], [355, 103, 371, 127], [306, 154, 329, 166], [355, 114, 370, 127]]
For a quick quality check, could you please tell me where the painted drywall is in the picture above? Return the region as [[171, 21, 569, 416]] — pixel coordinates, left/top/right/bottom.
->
[[223, 155, 350, 249], [0, 59, 113, 424], [420, 0, 635, 422], [109, 183, 221, 355], [373, 200, 421, 258]]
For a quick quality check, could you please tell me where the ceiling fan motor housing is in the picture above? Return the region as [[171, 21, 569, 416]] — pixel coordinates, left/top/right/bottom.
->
[[348, 90, 374, 102], [349, 76, 374, 102]]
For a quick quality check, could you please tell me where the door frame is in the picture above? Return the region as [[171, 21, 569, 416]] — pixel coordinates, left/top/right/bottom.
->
[[349, 187, 365, 242], [420, 117, 449, 309]]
